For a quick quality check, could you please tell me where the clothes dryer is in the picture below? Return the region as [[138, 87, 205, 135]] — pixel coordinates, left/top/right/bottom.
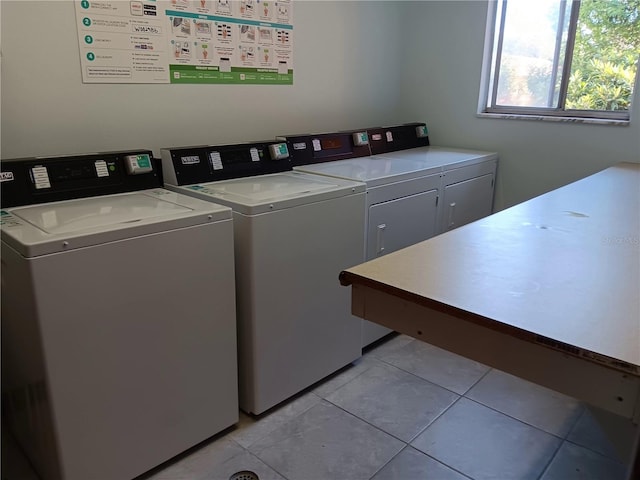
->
[[367, 125, 498, 235], [1, 151, 238, 480], [283, 126, 442, 346], [284, 124, 498, 346], [161, 142, 364, 415]]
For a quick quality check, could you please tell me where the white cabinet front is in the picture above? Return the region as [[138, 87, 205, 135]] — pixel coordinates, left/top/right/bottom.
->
[[367, 189, 438, 260], [442, 172, 494, 232]]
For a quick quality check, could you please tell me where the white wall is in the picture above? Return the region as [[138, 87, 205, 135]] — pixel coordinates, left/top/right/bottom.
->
[[0, 1, 404, 159], [397, 1, 640, 209], [2, 1, 638, 208]]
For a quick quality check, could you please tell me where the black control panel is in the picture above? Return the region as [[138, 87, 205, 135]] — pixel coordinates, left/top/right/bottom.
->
[[279, 131, 372, 167], [1, 150, 161, 208], [280, 123, 430, 166], [367, 123, 430, 155], [161, 141, 291, 186]]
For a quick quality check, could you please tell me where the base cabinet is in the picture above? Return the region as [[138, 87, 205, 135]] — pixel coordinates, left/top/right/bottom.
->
[[438, 159, 497, 234]]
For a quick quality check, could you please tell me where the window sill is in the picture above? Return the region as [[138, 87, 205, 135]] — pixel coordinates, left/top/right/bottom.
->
[[477, 112, 631, 126]]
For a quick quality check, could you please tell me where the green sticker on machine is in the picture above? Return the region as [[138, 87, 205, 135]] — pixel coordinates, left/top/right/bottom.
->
[[137, 155, 151, 168], [0, 210, 9, 216]]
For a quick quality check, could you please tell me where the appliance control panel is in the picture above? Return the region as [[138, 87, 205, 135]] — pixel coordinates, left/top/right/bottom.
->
[[279, 130, 372, 167], [367, 122, 430, 155], [1, 150, 161, 208], [161, 141, 291, 186], [352, 131, 370, 146], [124, 154, 154, 175], [269, 142, 290, 160]]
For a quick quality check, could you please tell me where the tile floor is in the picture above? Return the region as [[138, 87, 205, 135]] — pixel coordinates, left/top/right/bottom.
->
[[2, 333, 637, 480]]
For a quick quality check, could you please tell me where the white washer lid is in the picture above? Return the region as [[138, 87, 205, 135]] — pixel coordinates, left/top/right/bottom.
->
[[1, 189, 232, 257], [170, 171, 365, 215], [13, 193, 191, 235], [294, 156, 442, 188], [207, 175, 335, 202]]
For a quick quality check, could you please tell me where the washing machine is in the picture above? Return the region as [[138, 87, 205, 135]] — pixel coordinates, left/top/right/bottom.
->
[[161, 141, 365, 415], [1, 151, 238, 480], [282, 124, 497, 346]]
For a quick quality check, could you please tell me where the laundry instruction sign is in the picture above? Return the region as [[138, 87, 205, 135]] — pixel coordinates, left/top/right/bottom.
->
[[75, 0, 293, 84]]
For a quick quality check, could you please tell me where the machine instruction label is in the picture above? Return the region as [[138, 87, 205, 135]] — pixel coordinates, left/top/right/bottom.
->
[[0, 211, 22, 228], [75, 0, 293, 85]]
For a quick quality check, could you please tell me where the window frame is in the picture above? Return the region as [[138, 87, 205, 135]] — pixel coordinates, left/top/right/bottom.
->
[[478, 0, 639, 123]]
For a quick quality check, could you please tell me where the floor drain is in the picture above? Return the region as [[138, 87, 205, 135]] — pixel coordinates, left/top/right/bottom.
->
[[229, 471, 260, 480]]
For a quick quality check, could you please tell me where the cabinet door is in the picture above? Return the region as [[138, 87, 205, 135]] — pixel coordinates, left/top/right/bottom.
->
[[367, 189, 438, 260], [442, 173, 494, 232]]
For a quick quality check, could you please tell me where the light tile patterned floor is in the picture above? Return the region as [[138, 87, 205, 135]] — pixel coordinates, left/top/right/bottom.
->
[[2, 334, 636, 480]]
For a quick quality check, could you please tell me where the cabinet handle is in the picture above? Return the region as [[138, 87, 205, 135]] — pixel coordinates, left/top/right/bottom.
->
[[377, 224, 386, 255], [448, 202, 456, 228]]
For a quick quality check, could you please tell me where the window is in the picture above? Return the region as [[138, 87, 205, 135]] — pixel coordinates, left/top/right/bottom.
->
[[480, 0, 640, 122]]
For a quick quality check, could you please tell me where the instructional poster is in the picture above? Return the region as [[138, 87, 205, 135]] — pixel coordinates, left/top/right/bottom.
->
[[75, 0, 293, 84]]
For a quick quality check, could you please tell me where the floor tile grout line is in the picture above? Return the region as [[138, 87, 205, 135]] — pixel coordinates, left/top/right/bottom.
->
[[207, 397, 626, 480], [318, 361, 465, 446], [557, 404, 639, 463], [373, 354, 478, 398], [409, 396, 564, 480], [404, 394, 465, 445], [320, 396, 411, 446], [535, 436, 565, 480], [185, 436, 250, 479], [461, 365, 493, 396], [229, 342, 468, 473], [195, 427, 293, 480], [403, 396, 483, 480], [234, 394, 609, 480], [243, 448, 291, 480], [265, 397, 407, 480], [459, 395, 578, 440], [232, 393, 324, 451], [364, 444, 475, 480], [310, 354, 389, 399], [316, 356, 385, 398], [334, 354, 465, 399], [240, 397, 408, 480], [372, 334, 496, 397], [317, 400, 468, 480], [365, 445, 408, 480], [561, 402, 586, 440], [459, 394, 629, 465], [239, 347, 630, 471], [417, 448, 476, 480], [375, 335, 588, 439], [461, 397, 567, 441], [350, 345, 618, 467], [562, 437, 631, 465]]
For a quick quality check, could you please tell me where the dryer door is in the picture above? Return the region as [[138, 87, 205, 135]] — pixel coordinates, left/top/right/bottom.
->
[[367, 189, 438, 260], [442, 172, 494, 232]]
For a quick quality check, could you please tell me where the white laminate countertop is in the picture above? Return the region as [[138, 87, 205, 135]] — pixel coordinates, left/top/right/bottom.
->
[[342, 162, 640, 370]]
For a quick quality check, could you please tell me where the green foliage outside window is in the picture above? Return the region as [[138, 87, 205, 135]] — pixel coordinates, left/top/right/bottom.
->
[[567, 0, 640, 111]]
